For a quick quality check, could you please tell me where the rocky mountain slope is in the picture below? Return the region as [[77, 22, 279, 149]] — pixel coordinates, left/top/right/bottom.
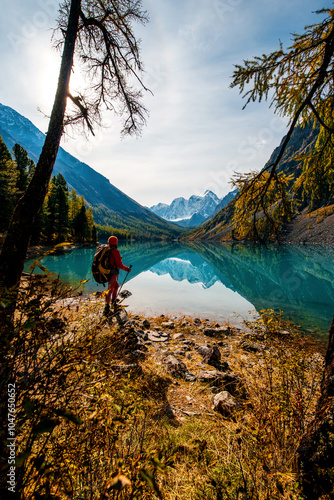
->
[[187, 123, 334, 243], [212, 189, 238, 215], [0, 103, 181, 238]]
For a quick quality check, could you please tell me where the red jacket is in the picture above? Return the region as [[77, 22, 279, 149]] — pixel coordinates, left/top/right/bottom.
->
[[109, 246, 130, 273]]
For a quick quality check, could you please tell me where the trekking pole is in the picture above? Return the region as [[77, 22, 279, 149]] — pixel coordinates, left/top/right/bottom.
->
[[116, 265, 132, 299]]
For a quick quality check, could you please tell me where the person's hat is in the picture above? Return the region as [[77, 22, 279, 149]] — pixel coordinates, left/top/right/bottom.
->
[[108, 235, 118, 246]]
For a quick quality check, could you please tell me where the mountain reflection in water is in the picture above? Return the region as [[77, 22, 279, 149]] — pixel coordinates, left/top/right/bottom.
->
[[150, 254, 220, 288], [24, 241, 334, 337]]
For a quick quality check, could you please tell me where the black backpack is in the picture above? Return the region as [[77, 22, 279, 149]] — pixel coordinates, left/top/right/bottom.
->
[[92, 244, 118, 284]]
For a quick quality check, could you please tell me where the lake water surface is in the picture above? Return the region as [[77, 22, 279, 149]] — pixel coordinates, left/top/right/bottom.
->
[[25, 241, 334, 338]]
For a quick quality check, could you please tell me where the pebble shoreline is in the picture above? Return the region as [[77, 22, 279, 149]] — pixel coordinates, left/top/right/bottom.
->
[[57, 295, 326, 422]]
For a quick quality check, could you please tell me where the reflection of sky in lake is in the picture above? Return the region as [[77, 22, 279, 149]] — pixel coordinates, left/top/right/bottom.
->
[[124, 270, 255, 326]]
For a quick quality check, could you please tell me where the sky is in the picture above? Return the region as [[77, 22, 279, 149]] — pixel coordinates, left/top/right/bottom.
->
[[0, 0, 330, 206]]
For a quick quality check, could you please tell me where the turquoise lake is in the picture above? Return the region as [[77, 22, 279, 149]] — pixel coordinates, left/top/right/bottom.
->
[[25, 242, 334, 339]]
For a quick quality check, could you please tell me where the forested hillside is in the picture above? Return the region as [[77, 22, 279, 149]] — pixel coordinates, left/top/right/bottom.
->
[[0, 103, 182, 240], [0, 137, 97, 244], [0, 135, 183, 243]]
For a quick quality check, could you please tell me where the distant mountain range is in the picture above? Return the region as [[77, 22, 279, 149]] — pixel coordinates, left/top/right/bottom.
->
[[149, 189, 237, 227], [0, 103, 181, 239]]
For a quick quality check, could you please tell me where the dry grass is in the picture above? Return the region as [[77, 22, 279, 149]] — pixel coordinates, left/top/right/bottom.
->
[[307, 203, 334, 223], [4, 283, 326, 500], [135, 309, 324, 499]]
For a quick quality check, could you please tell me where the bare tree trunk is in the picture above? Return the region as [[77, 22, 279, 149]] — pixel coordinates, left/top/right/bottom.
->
[[0, 0, 81, 291], [298, 315, 334, 499]]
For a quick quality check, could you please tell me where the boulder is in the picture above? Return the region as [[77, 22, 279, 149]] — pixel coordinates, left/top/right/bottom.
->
[[239, 340, 264, 352], [147, 331, 169, 342], [173, 333, 185, 341], [143, 319, 150, 329], [197, 370, 225, 384], [196, 345, 210, 356], [161, 321, 175, 329], [197, 370, 241, 395], [183, 340, 195, 346], [203, 326, 231, 337], [212, 391, 240, 417], [201, 345, 221, 369], [184, 372, 196, 381], [162, 354, 187, 378], [126, 320, 137, 327], [196, 345, 229, 371]]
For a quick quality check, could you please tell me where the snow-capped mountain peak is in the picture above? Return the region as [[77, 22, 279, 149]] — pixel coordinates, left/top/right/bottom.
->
[[198, 189, 219, 200], [149, 189, 222, 226]]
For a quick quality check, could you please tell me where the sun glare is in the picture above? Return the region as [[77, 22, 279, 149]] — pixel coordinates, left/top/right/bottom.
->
[[32, 40, 88, 116]]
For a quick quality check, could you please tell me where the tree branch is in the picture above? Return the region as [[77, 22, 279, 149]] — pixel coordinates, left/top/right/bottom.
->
[[67, 93, 95, 135]]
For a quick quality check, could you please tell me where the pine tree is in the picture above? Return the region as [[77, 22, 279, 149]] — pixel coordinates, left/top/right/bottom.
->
[[91, 224, 97, 243], [27, 158, 36, 184], [12, 143, 30, 197], [46, 174, 69, 242], [46, 177, 57, 241], [86, 206, 95, 241], [69, 188, 81, 225], [56, 174, 70, 242], [0, 137, 18, 232], [73, 199, 89, 241]]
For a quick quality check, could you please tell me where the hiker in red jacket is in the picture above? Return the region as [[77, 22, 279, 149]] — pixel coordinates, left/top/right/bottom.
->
[[104, 235, 131, 315]]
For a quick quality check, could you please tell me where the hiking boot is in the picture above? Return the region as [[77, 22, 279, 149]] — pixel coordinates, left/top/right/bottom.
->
[[103, 304, 110, 316]]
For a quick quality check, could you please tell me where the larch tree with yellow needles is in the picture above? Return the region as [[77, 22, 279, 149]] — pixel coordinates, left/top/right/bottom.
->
[[231, 8, 334, 497]]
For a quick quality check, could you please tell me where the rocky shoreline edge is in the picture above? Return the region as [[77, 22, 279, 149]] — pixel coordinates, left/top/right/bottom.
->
[[25, 242, 96, 261], [54, 293, 327, 422]]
